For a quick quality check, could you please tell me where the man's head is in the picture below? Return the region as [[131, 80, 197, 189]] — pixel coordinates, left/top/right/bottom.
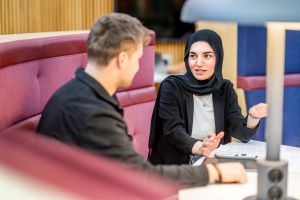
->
[[87, 13, 150, 87]]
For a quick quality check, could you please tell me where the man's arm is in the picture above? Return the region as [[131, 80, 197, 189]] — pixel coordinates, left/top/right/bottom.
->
[[77, 112, 246, 186], [77, 111, 209, 185]]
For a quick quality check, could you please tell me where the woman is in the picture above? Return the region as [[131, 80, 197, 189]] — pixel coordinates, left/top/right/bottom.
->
[[148, 29, 267, 165]]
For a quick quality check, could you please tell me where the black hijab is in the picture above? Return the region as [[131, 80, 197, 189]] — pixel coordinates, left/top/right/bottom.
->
[[174, 29, 224, 95]]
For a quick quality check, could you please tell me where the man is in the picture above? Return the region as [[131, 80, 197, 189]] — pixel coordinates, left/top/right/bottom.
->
[[37, 13, 246, 186]]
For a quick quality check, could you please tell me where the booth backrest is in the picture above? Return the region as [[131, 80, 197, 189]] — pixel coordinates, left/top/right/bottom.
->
[[237, 26, 300, 147], [0, 32, 156, 158], [0, 133, 179, 199]]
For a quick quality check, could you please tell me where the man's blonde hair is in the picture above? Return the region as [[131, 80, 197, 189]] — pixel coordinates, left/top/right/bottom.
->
[[87, 13, 150, 66]]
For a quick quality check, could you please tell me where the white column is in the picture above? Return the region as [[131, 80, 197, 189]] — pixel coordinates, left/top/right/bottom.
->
[[265, 22, 286, 161]]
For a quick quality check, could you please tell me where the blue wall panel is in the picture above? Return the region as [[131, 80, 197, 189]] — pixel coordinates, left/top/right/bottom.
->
[[244, 87, 300, 147]]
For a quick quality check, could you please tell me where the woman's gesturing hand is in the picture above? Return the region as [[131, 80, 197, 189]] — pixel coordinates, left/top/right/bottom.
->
[[249, 103, 268, 119], [200, 131, 224, 157]]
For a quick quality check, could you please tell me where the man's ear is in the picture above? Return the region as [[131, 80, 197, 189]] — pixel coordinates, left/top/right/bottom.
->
[[116, 51, 128, 69]]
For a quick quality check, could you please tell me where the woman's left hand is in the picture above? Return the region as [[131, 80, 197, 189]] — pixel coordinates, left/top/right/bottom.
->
[[249, 103, 268, 119]]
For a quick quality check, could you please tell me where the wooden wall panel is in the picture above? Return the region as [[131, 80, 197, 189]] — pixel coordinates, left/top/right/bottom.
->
[[1, 0, 29, 34], [0, 0, 114, 34], [156, 41, 185, 64], [28, 0, 41, 32]]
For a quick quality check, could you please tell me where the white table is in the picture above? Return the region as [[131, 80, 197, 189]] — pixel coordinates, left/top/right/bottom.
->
[[179, 140, 300, 200]]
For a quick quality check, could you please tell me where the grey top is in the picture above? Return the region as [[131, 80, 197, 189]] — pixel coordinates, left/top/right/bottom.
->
[[191, 94, 216, 140]]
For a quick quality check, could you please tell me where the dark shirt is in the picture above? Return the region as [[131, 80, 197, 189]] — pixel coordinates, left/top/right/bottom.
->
[[148, 76, 258, 164], [37, 68, 209, 186]]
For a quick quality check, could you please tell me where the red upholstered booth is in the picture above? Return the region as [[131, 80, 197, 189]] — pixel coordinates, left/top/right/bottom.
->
[[0, 131, 179, 199], [0, 32, 181, 199], [0, 32, 156, 158]]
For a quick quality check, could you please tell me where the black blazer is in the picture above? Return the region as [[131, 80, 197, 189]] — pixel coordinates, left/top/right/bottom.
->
[[148, 76, 257, 165]]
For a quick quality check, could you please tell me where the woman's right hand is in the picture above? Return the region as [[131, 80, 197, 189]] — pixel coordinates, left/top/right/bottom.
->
[[192, 132, 224, 156], [201, 132, 224, 157]]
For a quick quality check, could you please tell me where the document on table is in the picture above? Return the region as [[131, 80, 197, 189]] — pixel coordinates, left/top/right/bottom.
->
[[214, 141, 266, 160], [212, 140, 300, 173]]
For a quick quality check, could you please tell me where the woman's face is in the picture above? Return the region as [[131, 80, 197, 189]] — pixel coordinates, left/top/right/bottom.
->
[[188, 41, 216, 81]]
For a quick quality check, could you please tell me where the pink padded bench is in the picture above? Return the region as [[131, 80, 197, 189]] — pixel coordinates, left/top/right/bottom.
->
[[0, 132, 179, 199], [0, 32, 181, 199], [0, 32, 156, 158]]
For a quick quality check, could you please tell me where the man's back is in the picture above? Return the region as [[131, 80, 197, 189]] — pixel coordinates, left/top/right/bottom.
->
[[38, 68, 140, 162]]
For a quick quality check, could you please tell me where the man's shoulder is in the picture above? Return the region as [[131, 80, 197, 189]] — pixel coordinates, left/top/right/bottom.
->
[[53, 78, 101, 107], [37, 78, 120, 133], [53, 79, 82, 99], [43, 79, 99, 119]]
